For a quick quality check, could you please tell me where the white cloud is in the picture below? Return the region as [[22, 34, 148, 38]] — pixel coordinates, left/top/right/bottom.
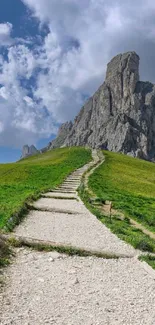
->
[[0, 22, 12, 36], [24, 96, 34, 107], [0, 86, 8, 100], [0, 43, 57, 147], [0, 22, 13, 45], [1, 0, 155, 148]]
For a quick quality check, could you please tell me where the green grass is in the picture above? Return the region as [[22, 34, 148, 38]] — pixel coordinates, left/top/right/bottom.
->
[[139, 255, 155, 269], [79, 185, 155, 253], [89, 151, 155, 233], [0, 147, 91, 230]]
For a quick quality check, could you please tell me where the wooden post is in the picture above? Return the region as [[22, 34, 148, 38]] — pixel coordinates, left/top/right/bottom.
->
[[109, 201, 112, 223]]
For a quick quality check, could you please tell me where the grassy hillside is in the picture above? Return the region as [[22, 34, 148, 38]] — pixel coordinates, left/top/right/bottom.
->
[[89, 151, 155, 233], [0, 147, 91, 230]]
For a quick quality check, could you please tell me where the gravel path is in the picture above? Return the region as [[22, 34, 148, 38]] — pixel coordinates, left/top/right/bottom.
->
[[1, 150, 155, 324], [1, 249, 155, 325]]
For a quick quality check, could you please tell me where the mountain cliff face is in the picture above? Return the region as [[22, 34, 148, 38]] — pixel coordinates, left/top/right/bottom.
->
[[48, 121, 73, 149], [51, 51, 155, 160], [21, 145, 38, 159]]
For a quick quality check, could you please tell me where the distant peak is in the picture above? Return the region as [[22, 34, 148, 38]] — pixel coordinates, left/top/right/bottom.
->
[[21, 144, 38, 159]]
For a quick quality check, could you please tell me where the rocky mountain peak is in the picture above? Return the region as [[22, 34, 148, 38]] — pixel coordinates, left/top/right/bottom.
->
[[21, 144, 38, 159], [106, 52, 139, 84], [106, 52, 139, 101], [47, 51, 155, 161]]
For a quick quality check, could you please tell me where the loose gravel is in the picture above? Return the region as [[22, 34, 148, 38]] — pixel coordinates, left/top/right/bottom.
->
[[1, 249, 155, 325]]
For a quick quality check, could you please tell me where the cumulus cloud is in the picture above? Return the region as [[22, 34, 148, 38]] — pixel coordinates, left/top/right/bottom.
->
[[1, 0, 155, 147], [0, 22, 12, 36], [22, 0, 155, 116], [0, 43, 57, 147], [0, 22, 13, 45]]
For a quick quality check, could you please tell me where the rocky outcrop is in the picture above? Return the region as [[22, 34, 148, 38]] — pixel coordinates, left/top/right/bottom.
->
[[52, 51, 155, 161], [49, 121, 73, 149], [21, 145, 38, 159]]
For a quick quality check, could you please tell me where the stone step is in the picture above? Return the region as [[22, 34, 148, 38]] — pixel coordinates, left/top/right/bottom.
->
[[51, 188, 76, 194], [42, 192, 78, 199], [60, 185, 78, 188], [63, 179, 81, 184], [61, 186, 79, 190], [59, 184, 78, 188], [66, 178, 80, 181], [58, 189, 78, 192], [32, 198, 85, 214], [67, 176, 81, 179], [2, 234, 122, 258], [15, 209, 136, 257], [63, 184, 80, 187], [64, 180, 80, 182], [57, 189, 78, 192]]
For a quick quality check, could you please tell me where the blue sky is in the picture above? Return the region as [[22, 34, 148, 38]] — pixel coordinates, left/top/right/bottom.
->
[[0, 0, 40, 162], [0, 0, 58, 162], [1, 0, 155, 162]]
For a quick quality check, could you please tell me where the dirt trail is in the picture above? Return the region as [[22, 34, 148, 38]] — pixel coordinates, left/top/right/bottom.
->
[[1, 150, 155, 325]]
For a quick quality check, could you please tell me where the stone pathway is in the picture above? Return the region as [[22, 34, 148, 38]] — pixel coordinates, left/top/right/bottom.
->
[[1, 150, 155, 325]]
